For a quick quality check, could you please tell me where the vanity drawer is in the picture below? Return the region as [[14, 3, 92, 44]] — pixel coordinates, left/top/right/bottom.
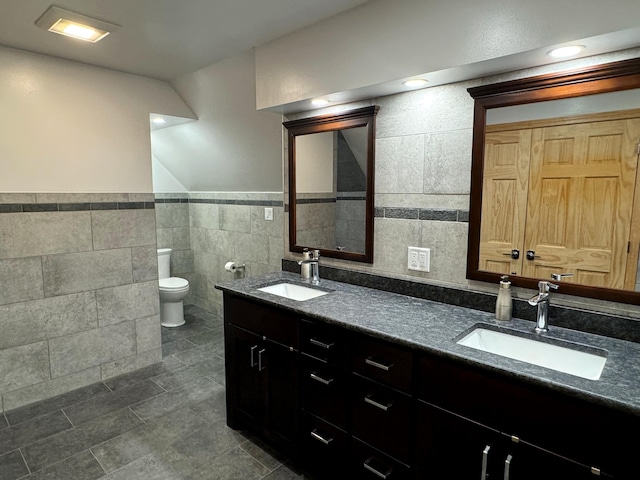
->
[[351, 334, 414, 392], [300, 319, 348, 367], [350, 437, 411, 480], [301, 355, 349, 429], [224, 295, 298, 348], [300, 413, 349, 479], [351, 374, 412, 464]]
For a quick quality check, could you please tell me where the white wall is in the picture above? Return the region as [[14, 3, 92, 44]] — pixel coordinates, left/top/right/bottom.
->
[[151, 49, 283, 192], [0, 46, 194, 193], [296, 132, 334, 193], [255, 0, 640, 109], [151, 155, 188, 193]]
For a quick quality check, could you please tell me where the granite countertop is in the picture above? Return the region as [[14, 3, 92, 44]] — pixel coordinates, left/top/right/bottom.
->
[[215, 271, 640, 417]]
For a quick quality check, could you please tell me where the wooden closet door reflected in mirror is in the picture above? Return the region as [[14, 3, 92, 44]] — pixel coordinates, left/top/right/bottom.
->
[[480, 111, 640, 290], [467, 57, 640, 304]]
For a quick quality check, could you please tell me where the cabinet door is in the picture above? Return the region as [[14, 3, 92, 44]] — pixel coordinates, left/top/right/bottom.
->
[[416, 401, 600, 480], [225, 324, 265, 433], [263, 339, 299, 456], [481, 129, 531, 276], [416, 400, 507, 479]]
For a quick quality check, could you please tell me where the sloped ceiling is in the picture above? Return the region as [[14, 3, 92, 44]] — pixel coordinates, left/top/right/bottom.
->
[[0, 0, 371, 81]]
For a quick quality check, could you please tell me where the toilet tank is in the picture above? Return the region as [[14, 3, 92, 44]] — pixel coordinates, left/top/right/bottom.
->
[[157, 248, 172, 279]]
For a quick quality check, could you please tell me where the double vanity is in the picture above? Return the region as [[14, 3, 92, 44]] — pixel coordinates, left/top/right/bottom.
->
[[216, 271, 640, 479]]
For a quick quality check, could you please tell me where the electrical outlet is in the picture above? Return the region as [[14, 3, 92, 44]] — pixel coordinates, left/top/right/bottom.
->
[[408, 247, 420, 269], [408, 247, 430, 272], [264, 207, 273, 221], [418, 249, 430, 272]]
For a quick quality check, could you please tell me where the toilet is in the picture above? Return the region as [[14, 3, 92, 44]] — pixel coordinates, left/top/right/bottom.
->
[[157, 248, 190, 327]]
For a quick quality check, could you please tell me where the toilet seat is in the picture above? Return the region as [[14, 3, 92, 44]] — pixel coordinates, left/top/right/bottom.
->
[[159, 277, 189, 291]]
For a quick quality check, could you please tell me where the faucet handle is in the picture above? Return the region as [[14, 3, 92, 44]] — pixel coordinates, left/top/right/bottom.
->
[[538, 280, 558, 293], [551, 272, 573, 281]]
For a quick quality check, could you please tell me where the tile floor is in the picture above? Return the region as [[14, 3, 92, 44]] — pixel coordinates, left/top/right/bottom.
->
[[0, 305, 307, 480]]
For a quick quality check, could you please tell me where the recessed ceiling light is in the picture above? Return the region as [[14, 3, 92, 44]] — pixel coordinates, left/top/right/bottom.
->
[[547, 45, 585, 58], [403, 78, 428, 88], [35, 5, 120, 43], [311, 98, 330, 107], [152, 117, 167, 125]]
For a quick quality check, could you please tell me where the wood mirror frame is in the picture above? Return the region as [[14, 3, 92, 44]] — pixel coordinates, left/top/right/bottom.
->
[[284, 105, 379, 263], [467, 57, 640, 304]]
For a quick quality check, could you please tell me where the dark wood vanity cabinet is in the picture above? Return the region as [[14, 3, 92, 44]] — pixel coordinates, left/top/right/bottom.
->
[[223, 293, 637, 479], [224, 296, 299, 457], [416, 355, 635, 478], [415, 400, 596, 479]]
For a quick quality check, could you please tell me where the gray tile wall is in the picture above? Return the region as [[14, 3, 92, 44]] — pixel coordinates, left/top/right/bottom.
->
[[155, 193, 284, 316], [0, 193, 161, 412], [283, 48, 640, 317], [283, 85, 476, 286]]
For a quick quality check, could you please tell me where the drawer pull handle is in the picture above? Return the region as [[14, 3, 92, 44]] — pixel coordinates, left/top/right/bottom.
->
[[363, 457, 392, 479], [365, 357, 393, 371], [310, 337, 334, 349], [310, 429, 333, 445], [364, 394, 393, 411], [310, 372, 334, 386], [481, 445, 490, 480], [250, 345, 258, 368], [503, 454, 512, 480]]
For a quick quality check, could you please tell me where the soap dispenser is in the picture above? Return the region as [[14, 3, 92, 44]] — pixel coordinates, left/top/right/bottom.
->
[[300, 249, 312, 279], [495, 275, 512, 321]]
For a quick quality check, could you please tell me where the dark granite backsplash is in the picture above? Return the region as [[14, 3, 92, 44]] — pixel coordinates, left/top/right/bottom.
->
[[282, 259, 640, 344]]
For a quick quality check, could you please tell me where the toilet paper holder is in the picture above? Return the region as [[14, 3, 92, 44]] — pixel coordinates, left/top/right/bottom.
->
[[225, 261, 246, 273]]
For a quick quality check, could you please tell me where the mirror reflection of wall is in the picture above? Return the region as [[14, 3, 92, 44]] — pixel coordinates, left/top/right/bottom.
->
[[295, 126, 368, 254]]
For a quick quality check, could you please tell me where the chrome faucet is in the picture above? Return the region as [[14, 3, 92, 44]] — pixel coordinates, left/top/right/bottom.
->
[[528, 281, 557, 333], [528, 273, 573, 333], [298, 250, 320, 285]]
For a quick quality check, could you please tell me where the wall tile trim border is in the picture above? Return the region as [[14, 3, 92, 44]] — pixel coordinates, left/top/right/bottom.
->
[[375, 207, 469, 223], [156, 198, 283, 207], [0, 202, 155, 213]]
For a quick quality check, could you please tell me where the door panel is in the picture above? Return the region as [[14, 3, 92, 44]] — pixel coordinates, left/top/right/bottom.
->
[[523, 119, 640, 288], [480, 130, 531, 275]]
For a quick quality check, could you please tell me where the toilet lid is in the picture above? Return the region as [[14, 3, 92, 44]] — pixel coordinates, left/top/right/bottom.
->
[[159, 277, 189, 290]]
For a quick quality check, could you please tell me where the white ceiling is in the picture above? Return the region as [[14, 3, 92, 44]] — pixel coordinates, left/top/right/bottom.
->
[[0, 0, 370, 81]]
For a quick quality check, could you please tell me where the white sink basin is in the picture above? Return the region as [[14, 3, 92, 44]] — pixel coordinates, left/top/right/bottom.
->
[[257, 282, 330, 301], [456, 326, 607, 380]]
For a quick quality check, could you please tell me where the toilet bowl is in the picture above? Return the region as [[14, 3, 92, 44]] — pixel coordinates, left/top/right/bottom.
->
[[157, 248, 190, 327]]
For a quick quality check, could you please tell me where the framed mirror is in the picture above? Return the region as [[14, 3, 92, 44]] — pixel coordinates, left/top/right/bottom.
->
[[467, 57, 640, 304], [284, 106, 379, 263]]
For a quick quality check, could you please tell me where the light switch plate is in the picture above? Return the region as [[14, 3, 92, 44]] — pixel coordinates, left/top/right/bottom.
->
[[264, 207, 273, 221]]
